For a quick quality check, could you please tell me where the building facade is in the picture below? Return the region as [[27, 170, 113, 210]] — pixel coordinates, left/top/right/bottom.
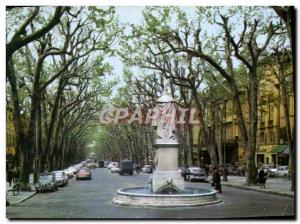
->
[[192, 64, 294, 168]]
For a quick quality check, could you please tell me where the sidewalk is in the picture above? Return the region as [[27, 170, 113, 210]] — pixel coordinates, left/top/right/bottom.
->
[[217, 175, 294, 197], [6, 182, 36, 206]]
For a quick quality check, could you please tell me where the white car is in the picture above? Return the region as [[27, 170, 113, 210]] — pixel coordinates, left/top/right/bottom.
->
[[68, 166, 77, 174], [111, 166, 120, 173], [141, 165, 153, 173], [275, 166, 289, 178], [64, 169, 73, 178], [108, 162, 119, 170], [52, 171, 68, 187], [186, 167, 207, 182], [266, 168, 277, 177]]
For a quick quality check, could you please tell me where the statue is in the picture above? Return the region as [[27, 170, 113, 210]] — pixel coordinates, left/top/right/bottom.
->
[[152, 92, 177, 142], [151, 89, 184, 193]]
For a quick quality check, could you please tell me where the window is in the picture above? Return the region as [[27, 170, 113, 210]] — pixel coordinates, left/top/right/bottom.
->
[[260, 106, 266, 126], [271, 154, 277, 165], [280, 128, 287, 143], [269, 131, 275, 143], [259, 132, 265, 144], [269, 107, 274, 121], [257, 154, 265, 165]]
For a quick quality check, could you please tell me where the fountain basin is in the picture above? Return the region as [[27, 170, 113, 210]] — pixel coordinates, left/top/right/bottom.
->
[[112, 187, 222, 207]]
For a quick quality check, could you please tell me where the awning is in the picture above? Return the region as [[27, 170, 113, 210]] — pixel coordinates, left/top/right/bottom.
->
[[282, 147, 289, 155], [271, 145, 288, 154]]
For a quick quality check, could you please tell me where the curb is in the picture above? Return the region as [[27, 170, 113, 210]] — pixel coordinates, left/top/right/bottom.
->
[[221, 182, 294, 198], [8, 192, 37, 206]]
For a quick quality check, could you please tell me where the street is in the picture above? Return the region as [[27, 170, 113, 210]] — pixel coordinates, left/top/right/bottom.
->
[[6, 168, 295, 219]]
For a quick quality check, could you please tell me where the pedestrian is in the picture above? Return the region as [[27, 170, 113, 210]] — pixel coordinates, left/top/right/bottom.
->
[[258, 168, 267, 188], [204, 165, 209, 177], [212, 167, 222, 193], [183, 165, 189, 181], [7, 169, 14, 187], [135, 164, 141, 173]]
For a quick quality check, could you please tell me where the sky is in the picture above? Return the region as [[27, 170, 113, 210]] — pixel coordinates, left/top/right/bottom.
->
[[104, 6, 144, 95], [107, 6, 200, 95], [107, 6, 284, 98]]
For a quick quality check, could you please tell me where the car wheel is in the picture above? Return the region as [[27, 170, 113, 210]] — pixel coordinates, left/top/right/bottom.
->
[[130, 172, 133, 175], [284, 174, 287, 178]]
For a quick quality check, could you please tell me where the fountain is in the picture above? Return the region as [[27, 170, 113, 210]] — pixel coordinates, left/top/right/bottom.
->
[[112, 91, 221, 207]]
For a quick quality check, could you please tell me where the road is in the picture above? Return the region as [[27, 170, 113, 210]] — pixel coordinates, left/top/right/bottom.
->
[[6, 168, 295, 219]]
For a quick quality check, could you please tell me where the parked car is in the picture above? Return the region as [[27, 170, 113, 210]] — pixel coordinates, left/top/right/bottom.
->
[[260, 165, 276, 177], [186, 167, 207, 182], [98, 160, 105, 168], [218, 164, 236, 176], [178, 167, 189, 180], [227, 167, 237, 176], [76, 167, 92, 180], [236, 166, 245, 176], [108, 162, 119, 170], [142, 165, 153, 173], [275, 166, 289, 178], [52, 171, 68, 187], [68, 166, 78, 174], [119, 160, 134, 175], [111, 165, 120, 173], [267, 168, 277, 177], [86, 163, 96, 169], [35, 173, 57, 193], [86, 160, 96, 169], [64, 169, 73, 178]]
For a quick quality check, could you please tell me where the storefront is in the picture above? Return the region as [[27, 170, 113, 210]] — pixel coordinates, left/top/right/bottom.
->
[[271, 145, 289, 166]]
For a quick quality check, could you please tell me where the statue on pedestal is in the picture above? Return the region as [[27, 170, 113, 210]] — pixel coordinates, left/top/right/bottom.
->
[[151, 89, 184, 193], [152, 91, 178, 144]]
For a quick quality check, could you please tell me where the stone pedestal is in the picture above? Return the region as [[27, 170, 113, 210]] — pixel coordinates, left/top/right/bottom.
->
[[152, 142, 184, 193]]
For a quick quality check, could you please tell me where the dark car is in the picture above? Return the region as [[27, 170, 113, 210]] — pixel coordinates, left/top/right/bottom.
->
[[35, 173, 57, 193], [98, 161, 105, 168], [119, 160, 134, 175]]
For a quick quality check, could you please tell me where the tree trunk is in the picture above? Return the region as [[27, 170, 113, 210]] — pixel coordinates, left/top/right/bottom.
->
[[279, 65, 294, 191], [187, 124, 194, 166], [214, 105, 223, 166], [246, 72, 259, 185], [7, 59, 29, 185], [207, 144, 218, 168], [34, 95, 43, 183], [45, 79, 65, 169], [40, 93, 49, 172]]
